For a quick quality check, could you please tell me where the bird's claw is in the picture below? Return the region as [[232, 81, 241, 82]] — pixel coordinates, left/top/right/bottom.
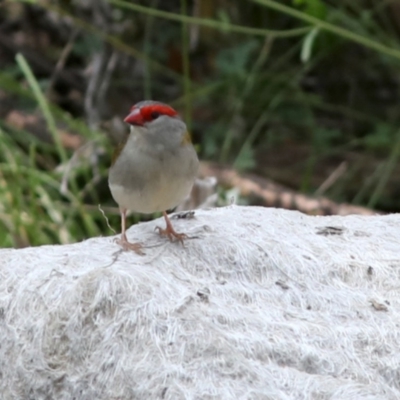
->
[[115, 236, 145, 255], [155, 225, 187, 245]]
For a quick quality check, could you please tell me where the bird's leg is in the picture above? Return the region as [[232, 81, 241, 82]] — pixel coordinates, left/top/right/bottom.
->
[[116, 208, 144, 255], [155, 211, 187, 244]]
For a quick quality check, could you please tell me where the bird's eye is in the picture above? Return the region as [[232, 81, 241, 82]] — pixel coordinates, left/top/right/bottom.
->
[[151, 111, 161, 119]]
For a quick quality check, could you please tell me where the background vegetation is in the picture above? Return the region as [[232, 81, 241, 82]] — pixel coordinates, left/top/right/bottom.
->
[[1, 0, 400, 248]]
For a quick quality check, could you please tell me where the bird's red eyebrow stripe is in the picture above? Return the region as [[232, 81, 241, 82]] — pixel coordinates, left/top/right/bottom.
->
[[140, 104, 178, 121]]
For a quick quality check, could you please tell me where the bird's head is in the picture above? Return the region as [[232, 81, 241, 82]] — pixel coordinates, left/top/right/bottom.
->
[[123, 100, 191, 147], [124, 101, 179, 127]]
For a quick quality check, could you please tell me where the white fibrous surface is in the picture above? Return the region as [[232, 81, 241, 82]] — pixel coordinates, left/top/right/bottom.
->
[[0, 206, 400, 399]]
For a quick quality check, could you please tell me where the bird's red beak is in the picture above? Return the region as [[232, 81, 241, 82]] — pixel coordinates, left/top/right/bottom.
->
[[124, 107, 144, 126]]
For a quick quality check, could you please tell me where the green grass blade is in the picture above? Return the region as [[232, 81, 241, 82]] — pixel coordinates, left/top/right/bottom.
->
[[15, 53, 68, 163], [251, 0, 400, 60]]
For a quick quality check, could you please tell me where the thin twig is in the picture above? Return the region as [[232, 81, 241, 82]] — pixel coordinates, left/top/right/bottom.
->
[[97, 50, 119, 113], [98, 204, 116, 234], [315, 161, 348, 196], [46, 29, 80, 99]]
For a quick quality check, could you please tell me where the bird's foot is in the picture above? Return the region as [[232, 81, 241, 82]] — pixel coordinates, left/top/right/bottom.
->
[[115, 235, 144, 255], [155, 225, 187, 245]]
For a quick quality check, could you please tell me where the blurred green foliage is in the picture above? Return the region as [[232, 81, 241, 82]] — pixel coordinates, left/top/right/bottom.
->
[[1, 0, 400, 248]]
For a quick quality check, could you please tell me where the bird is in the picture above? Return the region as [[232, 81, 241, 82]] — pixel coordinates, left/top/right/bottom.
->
[[108, 100, 199, 254]]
